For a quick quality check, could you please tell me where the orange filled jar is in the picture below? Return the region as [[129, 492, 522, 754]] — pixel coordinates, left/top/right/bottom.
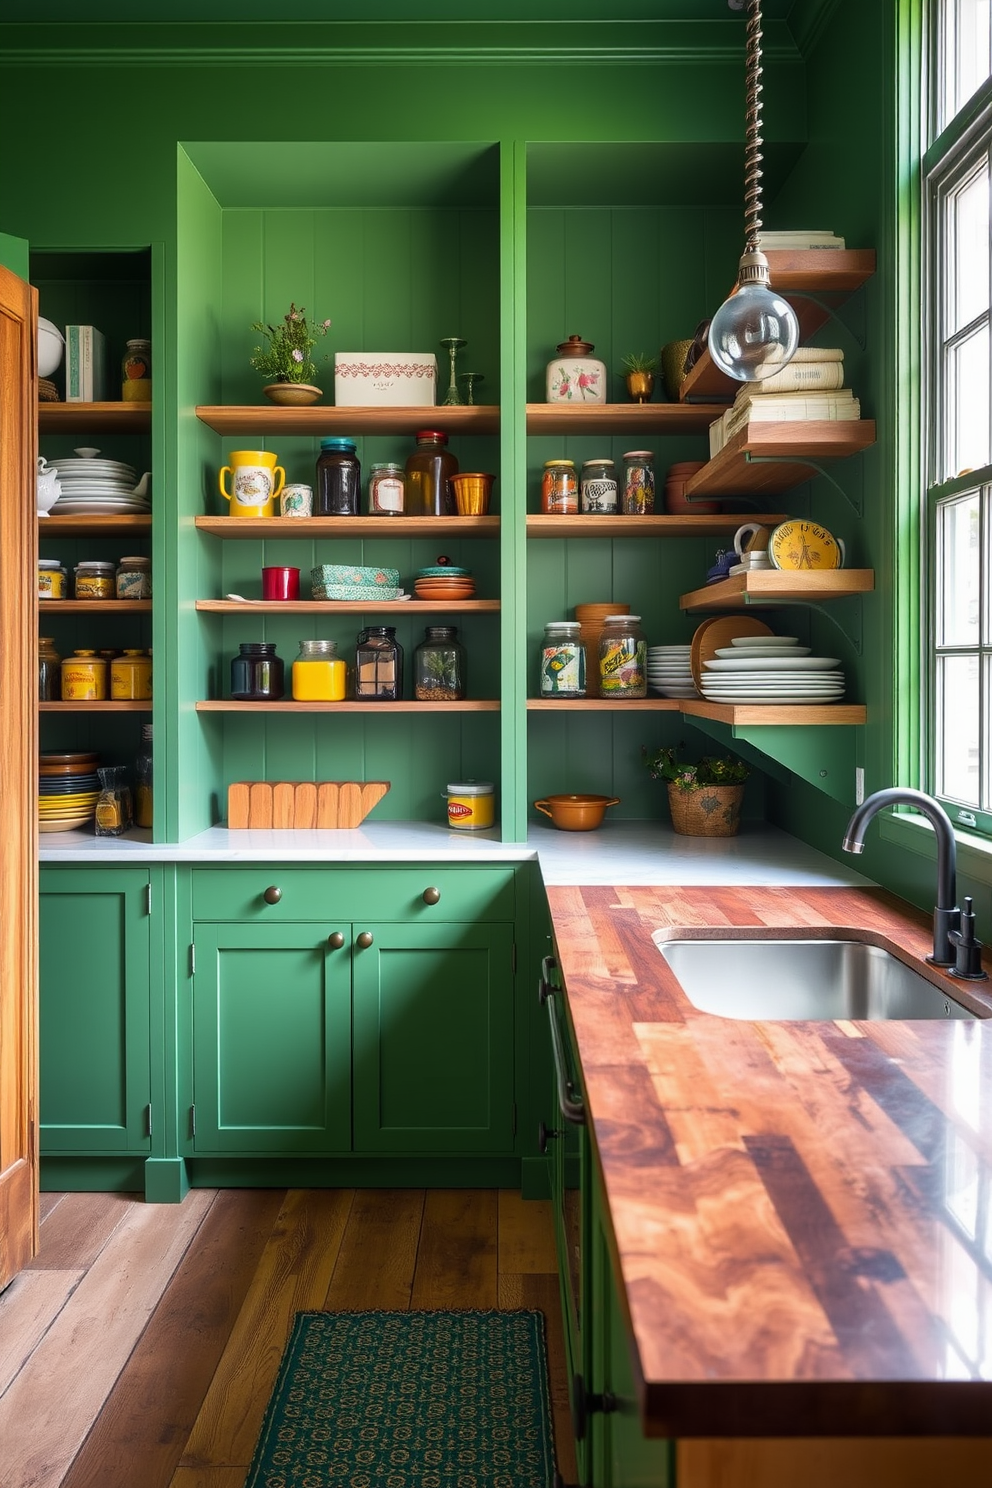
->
[[541, 459, 578, 514]]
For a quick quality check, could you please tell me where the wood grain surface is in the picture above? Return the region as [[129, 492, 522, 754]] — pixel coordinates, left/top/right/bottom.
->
[[546, 884, 992, 1439], [227, 780, 389, 829]]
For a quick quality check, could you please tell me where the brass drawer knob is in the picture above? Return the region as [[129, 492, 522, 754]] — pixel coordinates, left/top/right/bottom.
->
[[356, 931, 374, 949], [263, 885, 282, 905], [422, 886, 441, 905], [327, 931, 345, 950]]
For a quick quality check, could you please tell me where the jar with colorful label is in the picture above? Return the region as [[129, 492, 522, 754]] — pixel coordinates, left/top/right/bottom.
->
[[111, 649, 153, 700], [368, 462, 405, 515], [598, 614, 646, 698], [540, 621, 585, 697], [580, 458, 619, 513], [621, 451, 656, 515], [444, 780, 495, 831], [38, 558, 67, 600], [116, 555, 152, 599], [121, 338, 151, 402], [541, 459, 579, 514], [74, 561, 116, 599], [61, 649, 108, 701], [292, 639, 347, 701]]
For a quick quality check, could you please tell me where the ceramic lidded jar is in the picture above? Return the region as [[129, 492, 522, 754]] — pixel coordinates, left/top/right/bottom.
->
[[546, 334, 607, 404]]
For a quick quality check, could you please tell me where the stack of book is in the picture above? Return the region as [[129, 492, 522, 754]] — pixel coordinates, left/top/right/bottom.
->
[[756, 229, 846, 251], [708, 349, 859, 456]]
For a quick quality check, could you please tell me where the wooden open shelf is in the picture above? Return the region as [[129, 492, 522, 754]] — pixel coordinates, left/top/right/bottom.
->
[[39, 515, 152, 536], [525, 402, 727, 435], [679, 250, 877, 403], [195, 404, 499, 436], [37, 600, 152, 614], [685, 421, 876, 500], [680, 568, 874, 612], [196, 699, 500, 713], [526, 512, 788, 539], [38, 401, 152, 434], [40, 700, 152, 712], [196, 599, 499, 614], [681, 700, 866, 726], [194, 515, 498, 539]]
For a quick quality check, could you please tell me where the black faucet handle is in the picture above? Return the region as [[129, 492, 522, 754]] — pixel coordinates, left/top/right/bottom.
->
[[948, 897, 989, 981]]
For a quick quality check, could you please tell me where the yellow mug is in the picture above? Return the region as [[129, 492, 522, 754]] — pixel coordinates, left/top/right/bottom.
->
[[219, 450, 285, 518]]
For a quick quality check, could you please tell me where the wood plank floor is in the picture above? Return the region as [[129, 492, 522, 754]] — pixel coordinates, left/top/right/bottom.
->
[[0, 1188, 577, 1488]]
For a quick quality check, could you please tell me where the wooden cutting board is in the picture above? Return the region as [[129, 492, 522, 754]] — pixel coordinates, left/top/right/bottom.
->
[[689, 615, 774, 691], [228, 781, 390, 830]]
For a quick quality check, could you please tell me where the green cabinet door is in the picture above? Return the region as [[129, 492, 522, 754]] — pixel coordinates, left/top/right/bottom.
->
[[352, 922, 515, 1154], [191, 923, 351, 1155], [39, 867, 151, 1155]]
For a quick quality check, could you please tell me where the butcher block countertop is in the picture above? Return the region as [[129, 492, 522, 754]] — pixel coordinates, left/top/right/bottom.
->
[[546, 882, 992, 1439]]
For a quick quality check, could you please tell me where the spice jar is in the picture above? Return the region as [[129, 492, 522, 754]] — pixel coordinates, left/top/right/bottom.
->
[[355, 626, 403, 700], [444, 780, 495, 831], [404, 430, 458, 516], [580, 458, 619, 514], [39, 636, 61, 700], [230, 642, 285, 701], [111, 649, 152, 700], [135, 723, 153, 829], [116, 555, 152, 599], [121, 338, 151, 402], [61, 649, 108, 701], [621, 451, 656, 515], [414, 626, 466, 701], [315, 437, 361, 516], [545, 334, 606, 403], [292, 639, 347, 701], [38, 558, 68, 600], [368, 462, 405, 516], [598, 614, 647, 698], [540, 621, 585, 698], [74, 560, 116, 599], [541, 459, 579, 514], [95, 765, 133, 838]]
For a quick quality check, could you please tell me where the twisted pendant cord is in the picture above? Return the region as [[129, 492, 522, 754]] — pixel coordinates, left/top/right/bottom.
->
[[743, 0, 764, 248]]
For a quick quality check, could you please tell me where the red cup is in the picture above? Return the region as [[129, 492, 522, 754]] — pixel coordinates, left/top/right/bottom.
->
[[262, 566, 300, 601]]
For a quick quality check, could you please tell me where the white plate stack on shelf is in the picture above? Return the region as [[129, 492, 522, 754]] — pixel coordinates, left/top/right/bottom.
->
[[700, 635, 845, 705], [647, 645, 698, 699], [48, 447, 151, 516]]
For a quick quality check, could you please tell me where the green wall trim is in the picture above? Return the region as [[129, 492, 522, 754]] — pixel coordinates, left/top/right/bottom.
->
[[185, 1156, 524, 1188], [143, 1157, 190, 1204]]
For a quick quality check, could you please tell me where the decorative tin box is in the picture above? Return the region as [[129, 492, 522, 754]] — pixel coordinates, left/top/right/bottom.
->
[[334, 352, 437, 407]]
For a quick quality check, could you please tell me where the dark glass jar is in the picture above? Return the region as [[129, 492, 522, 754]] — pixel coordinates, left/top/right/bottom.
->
[[230, 642, 285, 700], [355, 626, 403, 700], [39, 636, 61, 700], [315, 437, 361, 516], [414, 625, 466, 700], [404, 429, 458, 516]]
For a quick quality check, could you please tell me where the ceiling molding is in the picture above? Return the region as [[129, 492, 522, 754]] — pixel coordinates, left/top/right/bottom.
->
[[785, 0, 844, 59]]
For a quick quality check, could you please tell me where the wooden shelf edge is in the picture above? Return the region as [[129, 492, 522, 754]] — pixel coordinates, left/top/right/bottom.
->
[[679, 569, 875, 611], [39, 701, 152, 712], [195, 699, 500, 712], [39, 600, 153, 614], [525, 402, 727, 434], [39, 515, 152, 534], [685, 421, 876, 499], [527, 698, 681, 710], [680, 701, 866, 726], [526, 513, 790, 538], [195, 600, 499, 613], [39, 402, 152, 431], [195, 404, 500, 435], [193, 515, 499, 538]]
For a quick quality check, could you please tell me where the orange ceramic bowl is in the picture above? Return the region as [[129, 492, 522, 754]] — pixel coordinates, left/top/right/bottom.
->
[[533, 793, 620, 831]]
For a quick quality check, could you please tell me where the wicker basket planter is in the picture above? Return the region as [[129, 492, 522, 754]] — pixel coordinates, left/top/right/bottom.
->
[[667, 782, 744, 837]]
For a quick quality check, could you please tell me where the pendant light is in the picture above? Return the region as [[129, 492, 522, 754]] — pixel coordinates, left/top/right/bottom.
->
[[707, 0, 799, 381]]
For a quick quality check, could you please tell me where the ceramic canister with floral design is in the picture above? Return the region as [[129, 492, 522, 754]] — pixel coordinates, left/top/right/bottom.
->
[[546, 334, 606, 404]]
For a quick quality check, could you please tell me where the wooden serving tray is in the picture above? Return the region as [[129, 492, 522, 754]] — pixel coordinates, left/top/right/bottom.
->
[[227, 780, 390, 830]]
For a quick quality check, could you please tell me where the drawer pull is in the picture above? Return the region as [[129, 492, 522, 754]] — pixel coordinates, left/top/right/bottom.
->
[[422, 886, 441, 905], [539, 958, 585, 1126], [538, 1121, 561, 1155], [356, 931, 374, 949], [327, 931, 345, 950], [263, 885, 282, 905]]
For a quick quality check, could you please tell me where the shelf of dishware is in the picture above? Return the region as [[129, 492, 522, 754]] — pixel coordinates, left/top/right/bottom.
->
[[524, 402, 728, 435], [684, 421, 876, 500], [680, 699, 866, 726], [525, 512, 789, 539], [38, 600, 152, 614], [195, 599, 499, 615], [38, 402, 152, 434], [680, 569, 875, 613], [40, 700, 152, 712], [193, 515, 498, 539], [194, 405, 500, 436], [195, 699, 500, 713], [39, 515, 152, 536], [678, 249, 877, 404]]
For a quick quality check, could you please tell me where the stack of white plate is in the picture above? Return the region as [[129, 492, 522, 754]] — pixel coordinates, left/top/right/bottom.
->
[[700, 635, 845, 704], [49, 447, 151, 516], [647, 644, 698, 699]]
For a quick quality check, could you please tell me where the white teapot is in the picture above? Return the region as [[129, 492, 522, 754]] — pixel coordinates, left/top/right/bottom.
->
[[37, 456, 62, 516]]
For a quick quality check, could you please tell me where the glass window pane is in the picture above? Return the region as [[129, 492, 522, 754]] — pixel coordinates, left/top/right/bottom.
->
[[948, 164, 990, 333], [937, 493, 982, 644], [936, 653, 981, 805], [946, 325, 991, 475], [944, 0, 992, 125]]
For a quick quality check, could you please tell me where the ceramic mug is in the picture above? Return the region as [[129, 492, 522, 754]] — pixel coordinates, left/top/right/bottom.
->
[[218, 450, 285, 518], [734, 522, 770, 557], [280, 483, 313, 517]]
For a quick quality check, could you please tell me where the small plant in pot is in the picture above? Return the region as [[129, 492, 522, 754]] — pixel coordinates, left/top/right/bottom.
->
[[249, 303, 331, 405], [642, 742, 750, 837], [620, 351, 658, 403]]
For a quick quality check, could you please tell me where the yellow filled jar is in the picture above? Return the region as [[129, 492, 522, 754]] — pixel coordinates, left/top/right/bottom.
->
[[38, 558, 68, 600], [111, 649, 152, 700], [74, 561, 116, 599], [444, 779, 495, 831], [292, 639, 347, 701], [61, 649, 107, 701]]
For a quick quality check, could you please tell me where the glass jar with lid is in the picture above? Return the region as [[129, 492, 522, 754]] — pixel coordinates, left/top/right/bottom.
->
[[292, 639, 347, 701], [38, 558, 68, 600], [368, 462, 405, 515], [135, 723, 153, 829], [355, 626, 404, 700], [404, 430, 458, 516], [540, 621, 585, 697], [315, 437, 361, 515], [621, 450, 656, 515], [580, 458, 619, 514], [230, 642, 285, 701], [121, 338, 151, 402], [39, 636, 61, 700], [74, 560, 116, 599], [598, 614, 647, 698], [541, 459, 578, 514], [414, 626, 466, 701], [116, 555, 152, 599], [95, 765, 133, 837]]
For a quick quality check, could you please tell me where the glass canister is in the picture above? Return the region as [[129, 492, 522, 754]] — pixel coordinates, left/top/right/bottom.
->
[[95, 764, 133, 837], [111, 649, 153, 700], [404, 430, 458, 516], [541, 459, 579, 514], [135, 723, 153, 829], [621, 450, 656, 515], [61, 649, 107, 701], [355, 626, 404, 700], [74, 560, 116, 599], [39, 636, 61, 700], [413, 626, 466, 701], [444, 780, 495, 831], [580, 458, 619, 514], [315, 437, 361, 515], [545, 334, 607, 403], [598, 614, 647, 698], [121, 338, 151, 402], [38, 557, 68, 600], [368, 461, 406, 515], [116, 555, 152, 599], [540, 620, 585, 698], [292, 639, 347, 701], [230, 642, 285, 701]]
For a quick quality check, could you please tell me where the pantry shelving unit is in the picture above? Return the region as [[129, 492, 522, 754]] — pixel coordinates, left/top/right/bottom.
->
[[680, 568, 875, 612]]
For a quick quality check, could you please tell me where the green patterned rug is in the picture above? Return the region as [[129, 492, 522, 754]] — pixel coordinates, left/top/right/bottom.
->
[[244, 1309, 557, 1487]]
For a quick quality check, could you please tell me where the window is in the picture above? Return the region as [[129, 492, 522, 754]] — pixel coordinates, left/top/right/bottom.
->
[[926, 2, 992, 832]]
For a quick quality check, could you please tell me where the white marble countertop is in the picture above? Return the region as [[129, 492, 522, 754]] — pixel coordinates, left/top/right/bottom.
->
[[38, 819, 873, 888]]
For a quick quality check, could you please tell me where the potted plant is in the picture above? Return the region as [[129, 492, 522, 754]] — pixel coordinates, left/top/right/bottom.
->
[[642, 742, 750, 836], [249, 303, 331, 405], [620, 351, 658, 403]]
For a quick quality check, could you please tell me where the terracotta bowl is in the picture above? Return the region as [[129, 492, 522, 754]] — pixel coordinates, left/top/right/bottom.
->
[[533, 793, 620, 831]]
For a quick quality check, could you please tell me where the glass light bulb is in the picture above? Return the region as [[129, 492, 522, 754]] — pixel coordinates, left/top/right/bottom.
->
[[707, 280, 800, 382]]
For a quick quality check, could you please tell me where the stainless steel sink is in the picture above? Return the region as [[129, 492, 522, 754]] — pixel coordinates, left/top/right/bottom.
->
[[652, 934, 976, 1020]]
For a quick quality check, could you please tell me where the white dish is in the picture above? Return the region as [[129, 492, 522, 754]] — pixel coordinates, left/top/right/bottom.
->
[[701, 687, 845, 699], [713, 645, 812, 659], [729, 635, 799, 647], [51, 500, 151, 516], [704, 656, 841, 673], [701, 676, 845, 689], [701, 693, 844, 705]]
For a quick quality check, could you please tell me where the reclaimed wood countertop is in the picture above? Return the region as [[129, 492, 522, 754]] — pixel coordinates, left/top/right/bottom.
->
[[546, 883, 992, 1438]]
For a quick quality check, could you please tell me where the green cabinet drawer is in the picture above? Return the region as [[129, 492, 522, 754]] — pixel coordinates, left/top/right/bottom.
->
[[190, 864, 516, 924]]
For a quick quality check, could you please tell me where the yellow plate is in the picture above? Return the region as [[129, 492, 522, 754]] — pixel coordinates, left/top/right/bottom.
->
[[768, 519, 843, 571], [39, 817, 94, 833], [38, 794, 99, 810]]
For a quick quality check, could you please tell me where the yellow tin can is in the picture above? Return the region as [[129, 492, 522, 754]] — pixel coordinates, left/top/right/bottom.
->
[[111, 649, 153, 700], [61, 650, 108, 701], [38, 558, 67, 600], [443, 779, 495, 831]]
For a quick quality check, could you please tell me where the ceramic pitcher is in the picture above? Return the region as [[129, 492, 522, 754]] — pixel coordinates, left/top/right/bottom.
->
[[218, 450, 285, 518]]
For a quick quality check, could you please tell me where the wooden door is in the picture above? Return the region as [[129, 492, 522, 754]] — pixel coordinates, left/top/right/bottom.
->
[[0, 262, 38, 1290]]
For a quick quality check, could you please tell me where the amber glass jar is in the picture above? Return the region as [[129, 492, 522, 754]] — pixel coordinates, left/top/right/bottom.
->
[[39, 636, 61, 700], [404, 430, 458, 516]]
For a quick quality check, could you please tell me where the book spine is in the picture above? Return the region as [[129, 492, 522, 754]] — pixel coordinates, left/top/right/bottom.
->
[[81, 327, 93, 401], [65, 326, 82, 401], [748, 361, 847, 394]]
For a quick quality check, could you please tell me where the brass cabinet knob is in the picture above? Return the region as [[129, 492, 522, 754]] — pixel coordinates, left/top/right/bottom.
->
[[355, 931, 374, 949], [263, 885, 282, 905], [422, 886, 441, 905], [327, 931, 345, 950]]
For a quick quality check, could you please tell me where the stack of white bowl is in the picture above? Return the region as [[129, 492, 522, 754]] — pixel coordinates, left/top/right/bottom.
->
[[647, 644, 698, 699], [700, 635, 845, 704]]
